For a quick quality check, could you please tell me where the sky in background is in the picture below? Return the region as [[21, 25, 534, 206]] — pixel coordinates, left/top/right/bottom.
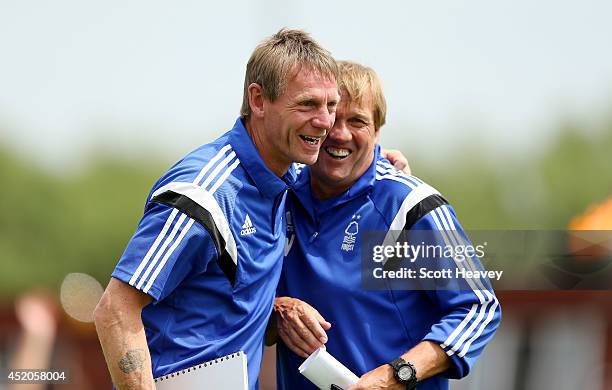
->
[[1, 0, 612, 168]]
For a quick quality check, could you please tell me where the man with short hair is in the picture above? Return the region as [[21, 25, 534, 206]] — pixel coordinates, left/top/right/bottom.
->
[[270, 61, 501, 389], [94, 28, 340, 389]]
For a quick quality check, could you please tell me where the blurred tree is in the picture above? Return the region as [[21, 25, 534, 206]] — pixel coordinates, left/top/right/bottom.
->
[[414, 122, 612, 229], [1, 119, 611, 296], [0, 146, 164, 297]]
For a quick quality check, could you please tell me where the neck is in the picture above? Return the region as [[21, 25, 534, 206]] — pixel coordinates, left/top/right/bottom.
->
[[310, 177, 351, 200], [244, 117, 289, 177]]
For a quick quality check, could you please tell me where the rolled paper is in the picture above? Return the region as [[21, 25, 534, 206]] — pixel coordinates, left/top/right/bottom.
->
[[299, 348, 359, 389]]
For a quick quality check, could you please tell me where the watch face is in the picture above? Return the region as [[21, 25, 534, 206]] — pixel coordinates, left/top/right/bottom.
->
[[398, 365, 414, 381]]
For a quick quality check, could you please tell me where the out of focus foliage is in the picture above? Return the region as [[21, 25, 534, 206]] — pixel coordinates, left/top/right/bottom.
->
[[1, 123, 611, 296], [0, 147, 165, 297], [414, 122, 612, 229]]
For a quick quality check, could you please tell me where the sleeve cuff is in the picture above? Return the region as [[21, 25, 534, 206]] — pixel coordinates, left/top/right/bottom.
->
[[421, 336, 469, 379], [111, 268, 162, 303]]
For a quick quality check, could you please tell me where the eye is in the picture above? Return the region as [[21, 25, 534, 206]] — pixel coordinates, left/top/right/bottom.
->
[[327, 101, 338, 113], [298, 99, 317, 109], [349, 118, 368, 128]]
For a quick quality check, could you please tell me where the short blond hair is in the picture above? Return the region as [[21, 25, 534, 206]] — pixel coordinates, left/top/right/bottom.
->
[[336, 60, 387, 130], [240, 28, 338, 118]]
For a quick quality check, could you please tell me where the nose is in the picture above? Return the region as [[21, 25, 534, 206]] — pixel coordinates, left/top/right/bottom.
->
[[327, 120, 351, 143], [311, 107, 335, 133]]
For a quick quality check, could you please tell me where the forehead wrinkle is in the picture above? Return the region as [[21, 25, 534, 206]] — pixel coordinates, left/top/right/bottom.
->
[[293, 91, 318, 101], [293, 87, 338, 104], [288, 63, 337, 86], [341, 97, 374, 120]]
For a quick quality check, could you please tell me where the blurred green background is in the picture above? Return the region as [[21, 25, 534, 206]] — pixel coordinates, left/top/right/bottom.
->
[[2, 2, 612, 389], [2, 117, 611, 297]]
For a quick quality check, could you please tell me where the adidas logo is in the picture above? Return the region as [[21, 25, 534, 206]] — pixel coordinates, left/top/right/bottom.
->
[[240, 214, 257, 236]]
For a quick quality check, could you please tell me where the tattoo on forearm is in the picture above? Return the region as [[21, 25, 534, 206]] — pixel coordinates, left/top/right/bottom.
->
[[118, 349, 145, 374]]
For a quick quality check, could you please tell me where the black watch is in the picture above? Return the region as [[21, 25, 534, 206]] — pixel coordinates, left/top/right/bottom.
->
[[389, 357, 417, 389]]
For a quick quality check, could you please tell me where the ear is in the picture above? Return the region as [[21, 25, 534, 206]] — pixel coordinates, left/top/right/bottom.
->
[[248, 83, 265, 119]]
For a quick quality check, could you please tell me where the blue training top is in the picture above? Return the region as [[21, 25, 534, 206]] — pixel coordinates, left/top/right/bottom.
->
[[277, 145, 501, 390], [112, 118, 294, 389]]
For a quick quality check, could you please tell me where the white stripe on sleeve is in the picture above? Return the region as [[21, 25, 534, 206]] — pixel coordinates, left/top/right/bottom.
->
[[201, 151, 236, 190], [439, 205, 499, 358], [380, 183, 440, 264], [429, 209, 490, 356], [129, 208, 179, 287], [209, 159, 241, 194], [136, 213, 188, 290], [193, 144, 232, 185], [151, 182, 238, 266], [143, 218, 195, 294]]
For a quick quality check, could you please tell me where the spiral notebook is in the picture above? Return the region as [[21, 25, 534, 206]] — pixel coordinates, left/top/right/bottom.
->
[[154, 351, 248, 389]]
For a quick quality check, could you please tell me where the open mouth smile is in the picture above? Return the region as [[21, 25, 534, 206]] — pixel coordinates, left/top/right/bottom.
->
[[299, 135, 323, 146], [325, 146, 352, 159]]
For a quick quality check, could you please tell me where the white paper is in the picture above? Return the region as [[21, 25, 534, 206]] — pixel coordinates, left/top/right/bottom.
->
[[299, 348, 359, 390], [154, 351, 248, 390]]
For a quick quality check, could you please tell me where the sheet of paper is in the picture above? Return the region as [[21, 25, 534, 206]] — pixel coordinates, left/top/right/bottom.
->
[[154, 351, 248, 390], [299, 348, 359, 390]]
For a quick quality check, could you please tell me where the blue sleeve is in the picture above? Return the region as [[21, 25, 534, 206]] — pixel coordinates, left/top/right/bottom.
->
[[112, 202, 218, 302], [411, 204, 501, 379]]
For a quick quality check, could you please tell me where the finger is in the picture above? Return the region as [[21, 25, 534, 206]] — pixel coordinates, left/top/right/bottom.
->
[[279, 326, 311, 358], [286, 319, 320, 355], [302, 312, 329, 343], [393, 159, 406, 169], [383, 149, 411, 175], [277, 306, 319, 349], [289, 316, 325, 352], [395, 160, 411, 175]]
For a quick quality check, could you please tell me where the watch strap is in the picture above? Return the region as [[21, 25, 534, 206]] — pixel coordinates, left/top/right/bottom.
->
[[389, 357, 406, 371], [388, 357, 417, 390]]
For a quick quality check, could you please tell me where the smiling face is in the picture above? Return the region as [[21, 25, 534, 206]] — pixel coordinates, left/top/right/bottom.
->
[[310, 89, 379, 199], [259, 67, 340, 173]]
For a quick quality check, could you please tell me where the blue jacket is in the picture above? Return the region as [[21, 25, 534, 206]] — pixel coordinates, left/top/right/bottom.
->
[[277, 146, 501, 390], [113, 118, 294, 389]]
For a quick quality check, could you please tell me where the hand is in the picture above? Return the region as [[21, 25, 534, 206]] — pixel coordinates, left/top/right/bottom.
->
[[347, 364, 404, 390], [273, 297, 331, 358], [15, 293, 57, 339], [380, 148, 411, 175]]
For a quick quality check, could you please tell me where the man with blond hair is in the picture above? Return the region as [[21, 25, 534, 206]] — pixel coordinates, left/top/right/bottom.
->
[[94, 28, 340, 389], [269, 61, 501, 389]]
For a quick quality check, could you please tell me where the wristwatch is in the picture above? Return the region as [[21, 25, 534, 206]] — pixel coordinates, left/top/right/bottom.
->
[[389, 357, 417, 389]]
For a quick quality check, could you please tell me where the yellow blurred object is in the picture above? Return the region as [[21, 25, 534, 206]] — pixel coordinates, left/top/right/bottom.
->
[[569, 196, 612, 230], [567, 196, 612, 258]]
